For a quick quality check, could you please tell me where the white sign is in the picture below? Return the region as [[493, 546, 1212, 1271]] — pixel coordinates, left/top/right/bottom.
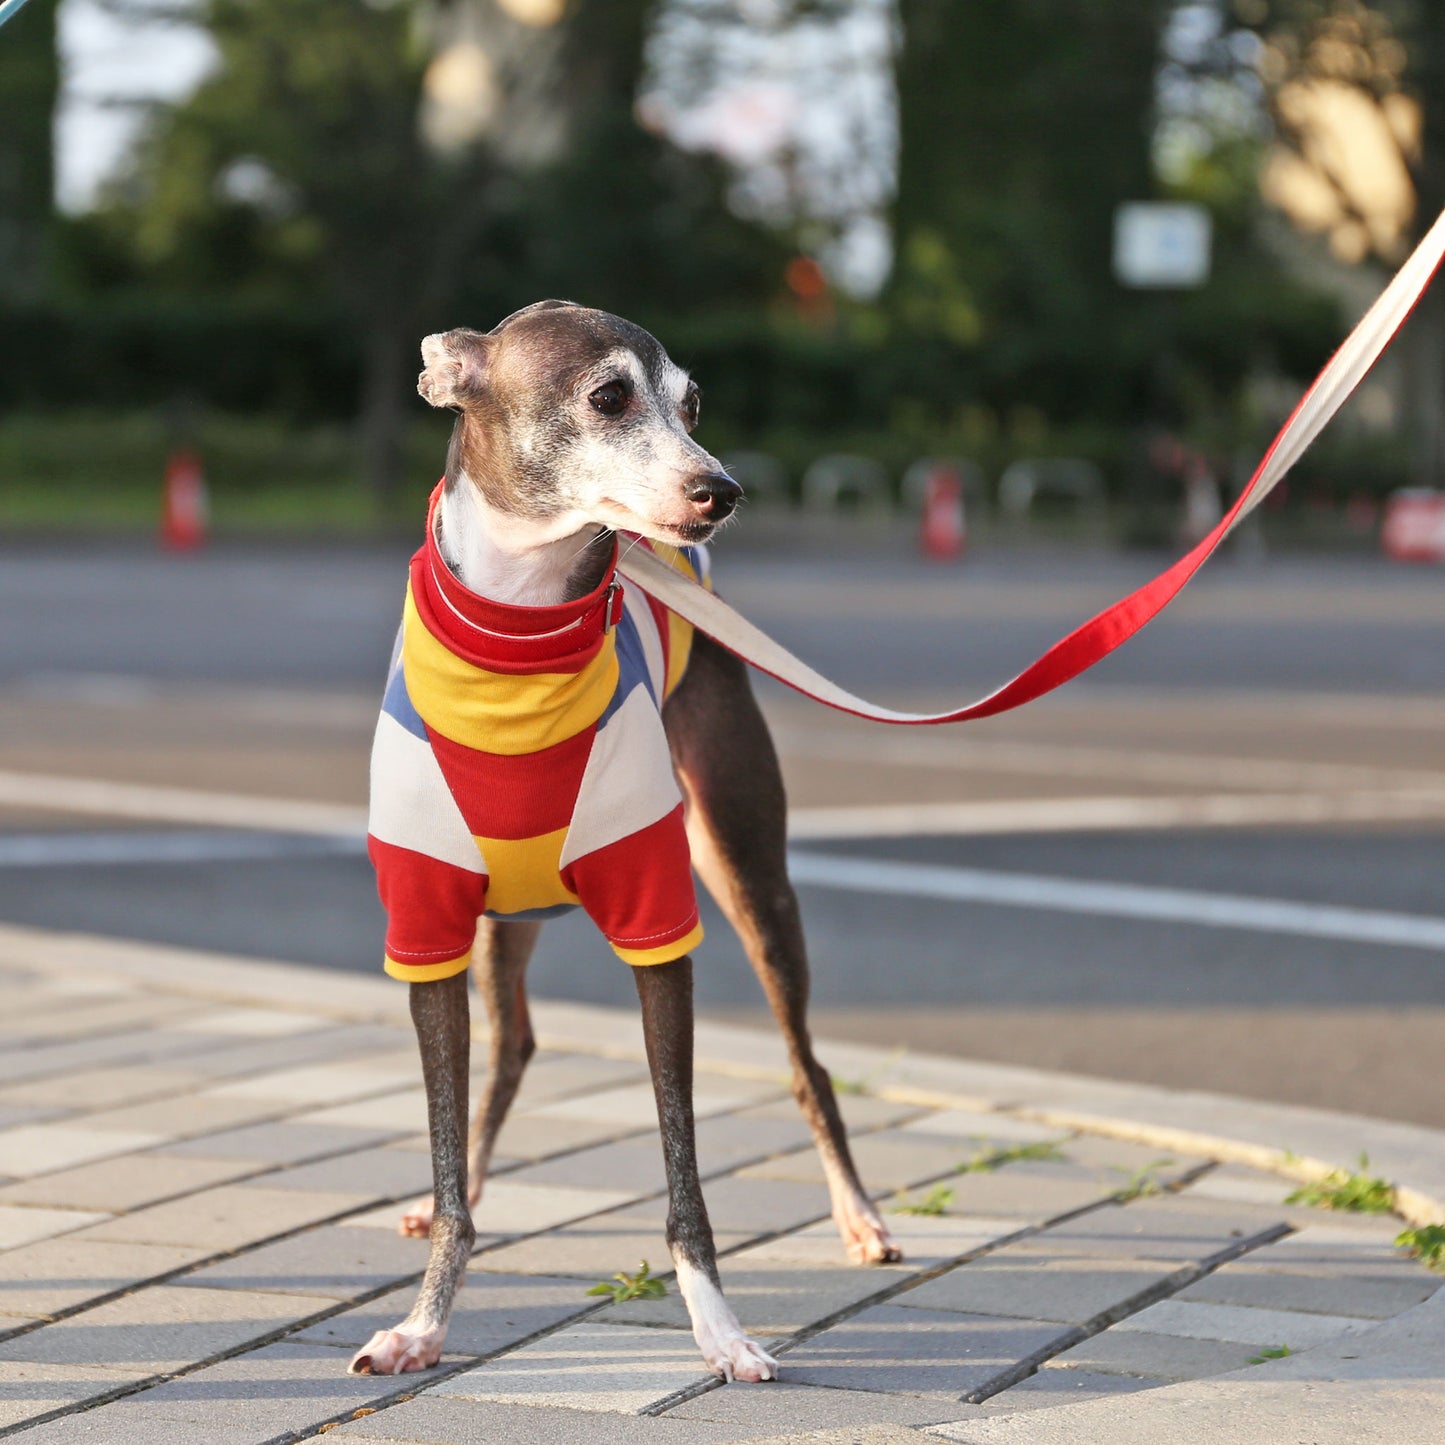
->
[[1113, 202, 1212, 289]]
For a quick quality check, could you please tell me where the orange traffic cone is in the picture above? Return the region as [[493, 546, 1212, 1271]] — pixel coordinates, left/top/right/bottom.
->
[[919, 465, 966, 560], [160, 447, 209, 550]]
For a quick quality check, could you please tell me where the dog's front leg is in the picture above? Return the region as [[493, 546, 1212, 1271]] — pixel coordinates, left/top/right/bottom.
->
[[351, 973, 474, 1374], [634, 957, 777, 1383]]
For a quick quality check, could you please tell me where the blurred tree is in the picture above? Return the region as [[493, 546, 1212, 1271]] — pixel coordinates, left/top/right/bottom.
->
[[0, 0, 58, 305], [1242, 0, 1445, 484]]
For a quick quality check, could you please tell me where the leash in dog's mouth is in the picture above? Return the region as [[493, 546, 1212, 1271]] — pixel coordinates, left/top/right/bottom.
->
[[620, 205, 1445, 727]]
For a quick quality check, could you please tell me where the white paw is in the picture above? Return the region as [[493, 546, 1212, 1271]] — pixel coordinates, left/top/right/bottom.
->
[[836, 1199, 902, 1265], [397, 1194, 435, 1239], [348, 1325, 444, 1375], [705, 1331, 779, 1383]]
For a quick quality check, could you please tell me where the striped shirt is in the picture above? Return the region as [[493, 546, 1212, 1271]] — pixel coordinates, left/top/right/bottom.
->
[[368, 487, 709, 983]]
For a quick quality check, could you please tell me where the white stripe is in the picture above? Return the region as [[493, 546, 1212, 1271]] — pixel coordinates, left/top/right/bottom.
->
[[368, 712, 485, 872], [785, 850, 1445, 952], [786, 789, 1445, 840], [0, 830, 364, 868], [0, 768, 367, 835]]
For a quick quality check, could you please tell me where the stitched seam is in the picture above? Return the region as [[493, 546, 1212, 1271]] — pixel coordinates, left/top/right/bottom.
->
[[609, 912, 701, 946], [386, 944, 472, 961]]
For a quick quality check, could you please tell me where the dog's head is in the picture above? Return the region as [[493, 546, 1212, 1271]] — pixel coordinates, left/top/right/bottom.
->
[[418, 301, 741, 546]]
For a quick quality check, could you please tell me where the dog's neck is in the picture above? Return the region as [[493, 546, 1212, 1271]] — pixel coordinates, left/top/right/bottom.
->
[[436, 474, 610, 607]]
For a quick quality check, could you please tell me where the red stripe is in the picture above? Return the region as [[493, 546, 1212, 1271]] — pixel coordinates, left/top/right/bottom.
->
[[428, 724, 594, 838]]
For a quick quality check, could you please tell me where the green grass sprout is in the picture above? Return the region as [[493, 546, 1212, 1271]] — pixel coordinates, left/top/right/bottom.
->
[[891, 1184, 955, 1216], [1247, 1345, 1291, 1365], [1395, 1225, 1445, 1272], [587, 1260, 668, 1303], [956, 1139, 1068, 1174], [1285, 1155, 1395, 1214]]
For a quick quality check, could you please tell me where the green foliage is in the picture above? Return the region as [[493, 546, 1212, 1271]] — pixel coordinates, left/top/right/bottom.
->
[[891, 1185, 955, 1216], [956, 1140, 1069, 1175], [1395, 1225, 1445, 1272], [1247, 1345, 1291, 1365], [1113, 1159, 1177, 1202], [1285, 1156, 1396, 1215], [587, 1260, 668, 1303]]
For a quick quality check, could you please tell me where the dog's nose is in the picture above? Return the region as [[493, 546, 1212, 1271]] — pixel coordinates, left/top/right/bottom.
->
[[685, 473, 743, 521]]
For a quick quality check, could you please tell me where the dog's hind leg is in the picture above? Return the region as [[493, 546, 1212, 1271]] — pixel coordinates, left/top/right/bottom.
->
[[399, 919, 539, 1238], [664, 633, 900, 1266], [352, 973, 474, 1374], [635, 955, 777, 1381]]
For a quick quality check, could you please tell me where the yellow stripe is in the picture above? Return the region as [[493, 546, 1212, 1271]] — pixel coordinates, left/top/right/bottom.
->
[[384, 950, 472, 983], [664, 607, 695, 699], [474, 827, 578, 914], [611, 920, 704, 967], [402, 588, 618, 755]]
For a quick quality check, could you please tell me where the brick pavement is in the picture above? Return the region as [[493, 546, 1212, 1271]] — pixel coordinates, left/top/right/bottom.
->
[[0, 927, 1440, 1443]]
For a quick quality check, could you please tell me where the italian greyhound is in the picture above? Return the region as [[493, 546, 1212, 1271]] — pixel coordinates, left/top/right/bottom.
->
[[350, 300, 899, 1383]]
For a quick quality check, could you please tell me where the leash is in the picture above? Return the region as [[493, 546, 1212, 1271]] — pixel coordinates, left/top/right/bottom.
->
[[0, 0, 38, 29], [619, 207, 1445, 726]]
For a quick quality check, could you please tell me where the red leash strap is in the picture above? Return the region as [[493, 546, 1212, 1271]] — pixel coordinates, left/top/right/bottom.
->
[[619, 207, 1445, 725]]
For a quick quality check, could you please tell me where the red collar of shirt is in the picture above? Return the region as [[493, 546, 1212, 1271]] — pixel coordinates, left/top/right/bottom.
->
[[410, 482, 626, 674]]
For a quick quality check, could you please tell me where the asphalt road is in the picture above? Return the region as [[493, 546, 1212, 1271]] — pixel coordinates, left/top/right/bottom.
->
[[2, 530, 1443, 1124]]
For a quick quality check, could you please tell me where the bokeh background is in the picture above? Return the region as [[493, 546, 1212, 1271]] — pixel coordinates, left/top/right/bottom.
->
[[2, 0, 1444, 1127]]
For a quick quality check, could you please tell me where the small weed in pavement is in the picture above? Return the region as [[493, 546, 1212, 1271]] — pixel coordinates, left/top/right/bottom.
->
[[589, 1260, 668, 1302], [1396, 1224, 1445, 1271], [1113, 1159, 1177, 1201], [1286, 1155, 1395, 1214], [892, 1184, 955, 1216], [957, 1140, 1068, 1174], [831, 1046, 908, 1097], [1247, 1345, 1291, 1364]]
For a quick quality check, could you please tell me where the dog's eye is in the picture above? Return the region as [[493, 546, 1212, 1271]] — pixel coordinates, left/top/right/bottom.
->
[[589, 381, 629, 417], [682, 386, 700, 431]]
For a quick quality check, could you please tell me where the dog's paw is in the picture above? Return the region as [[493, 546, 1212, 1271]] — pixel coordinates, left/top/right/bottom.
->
[[837, 1202, 902, 1265], [702, 1330, 779, 1383], [397, 1194, 436, 1238], [348, 1326, 444, 1375]]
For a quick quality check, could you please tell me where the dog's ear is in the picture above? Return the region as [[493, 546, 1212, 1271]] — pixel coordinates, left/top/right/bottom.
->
[[418, 330, 490, 409]]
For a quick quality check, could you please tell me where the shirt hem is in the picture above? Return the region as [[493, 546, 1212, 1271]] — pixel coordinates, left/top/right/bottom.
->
[[383, 950, 472, 983], [611, 921, 705, 967]]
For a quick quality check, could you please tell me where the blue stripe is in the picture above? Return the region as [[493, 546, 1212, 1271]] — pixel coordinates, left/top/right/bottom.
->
[[598, 607, 656, 727], [382, 660, 429, 740]]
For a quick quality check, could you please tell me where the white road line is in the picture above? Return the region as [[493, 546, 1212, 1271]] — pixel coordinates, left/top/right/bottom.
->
[[0, 770, 368, 836], [786, 789, 1445, 840], [0, 830, 365, 868], [784, 850, 1445, 953]]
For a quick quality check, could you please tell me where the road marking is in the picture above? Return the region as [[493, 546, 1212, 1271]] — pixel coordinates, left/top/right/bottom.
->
[[0, 769, 368, 835], [0, 830, 364, 868], [787, 788, 1445, 840], [785, 850, 1445, 952]]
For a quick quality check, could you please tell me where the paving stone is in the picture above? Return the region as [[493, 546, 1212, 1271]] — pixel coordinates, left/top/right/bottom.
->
[[158, 1118, 404, 1165], [432, 1320, 709, 1413], [898, 1111, 1069, 1147], [1243, 1221, 1410, 1270], [72, 1093, 289, 1138], [340, 1179, 632, 1239], [0, 1205, 111, 1249], [0, 1066, 207, 1112], [0, 996, 200, 1042], [1014, 1199, 1284, 1262], [696, 1114, 817, 1176], [1117, 1297, 1371, 1349], [473, 1212, 746, 1278], [504, 1137, 667, 1196], [971, 1367, 1166, 1413], [0, 1284, 336, 1373], [0, 1028, 213, 1087], [98, 1339, 405, 1437], [297, 1271, 596, 1354], [779, 1304, 1075, 1399], [669, 1378, 975, 1428], [1179, 1165, 1298, 1209], [206, 1056, 421, 1105], [183, 1007, 335, 1036], [1047, 1327, 1260, 1380], [624, 1174, 834, 1238], [0, 1238, 212, 1319], [597, 1255, 912, 1335], [898, 1255, 1183, 1325], [755, 1214, 1023, 1270], [1176, 1259, 1440, 1318], [0, 1358, 156, 1430], [247, 1145, 435, 1199], [494, 1110, 646, 1161], [742, 1094, 927, 1132], [295, 1092, 430, 1135], [0, 1124, 167, 1177], [510, 1055, 651, 1107], [0, 1152, 257, 1211], [0, 1396, 267, 1445], [79, 1184, 368, 1250], [0, 1104, 65, 1131], [327, 1394, 756, 1443], [897, 1165, 1112, 1223], [741, 1132, 967, 1192], [1050, 1137, 1207, 1181], [531, 1078, 779, 1129], [180, 1222, 433, 1299], [177, 1026, 415, 1081]]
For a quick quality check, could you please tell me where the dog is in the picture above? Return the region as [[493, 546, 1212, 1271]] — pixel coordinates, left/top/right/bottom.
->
[[349, 300, 898, 1383]]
